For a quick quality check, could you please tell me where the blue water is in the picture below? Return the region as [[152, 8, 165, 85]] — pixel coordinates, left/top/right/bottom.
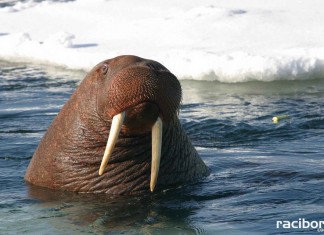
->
[[0, 61, 324, 234]]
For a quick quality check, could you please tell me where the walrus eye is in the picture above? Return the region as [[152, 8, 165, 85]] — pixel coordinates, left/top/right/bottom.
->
[[101, 64, 109, 75]]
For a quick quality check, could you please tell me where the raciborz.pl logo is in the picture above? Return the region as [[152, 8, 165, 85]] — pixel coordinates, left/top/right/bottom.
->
[[277, 218, 324, 232]]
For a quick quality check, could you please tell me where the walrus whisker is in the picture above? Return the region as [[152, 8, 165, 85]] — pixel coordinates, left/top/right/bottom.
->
[[150, 117, 162, 192], [99, 111, 125, 175]]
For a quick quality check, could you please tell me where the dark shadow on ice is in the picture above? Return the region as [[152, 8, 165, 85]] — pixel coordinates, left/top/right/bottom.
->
[[229, 9, 247, 16], [0, 33, 9, 36], [71, 43, 98, 48]]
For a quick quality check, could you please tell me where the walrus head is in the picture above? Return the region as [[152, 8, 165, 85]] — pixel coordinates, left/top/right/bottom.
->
[[25, 55, 209, 194], [95, 56, 182, 191]]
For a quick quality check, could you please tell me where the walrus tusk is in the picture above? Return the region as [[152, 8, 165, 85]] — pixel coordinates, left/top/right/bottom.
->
[[99, 112, 162, 193], [150, 117, 162, 192], [99, 112, 125, 175]]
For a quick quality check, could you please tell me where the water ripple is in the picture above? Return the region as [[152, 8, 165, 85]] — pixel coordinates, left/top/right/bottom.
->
[[0, 62, 324, 234]]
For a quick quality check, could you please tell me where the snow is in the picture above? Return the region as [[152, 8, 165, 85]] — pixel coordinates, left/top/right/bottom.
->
[[1, 0, 324, 82]]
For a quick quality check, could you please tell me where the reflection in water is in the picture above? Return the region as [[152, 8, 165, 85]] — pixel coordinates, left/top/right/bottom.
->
[[27, 184, 205, 234]]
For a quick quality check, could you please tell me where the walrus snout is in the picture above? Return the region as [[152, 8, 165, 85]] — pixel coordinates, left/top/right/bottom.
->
[[97, 56, 181, 123]]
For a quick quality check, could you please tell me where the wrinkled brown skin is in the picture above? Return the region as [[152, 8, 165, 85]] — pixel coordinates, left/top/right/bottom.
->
[[25, 55, 209, 194]]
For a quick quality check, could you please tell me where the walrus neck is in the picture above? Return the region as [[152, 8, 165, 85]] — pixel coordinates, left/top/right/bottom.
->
[[26, 89, 209, 194], [54, 129, 152, 194], [58, 117, 209, 194]]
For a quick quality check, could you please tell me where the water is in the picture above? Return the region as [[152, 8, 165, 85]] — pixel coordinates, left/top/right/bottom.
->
[[0, 61, 324, 234]]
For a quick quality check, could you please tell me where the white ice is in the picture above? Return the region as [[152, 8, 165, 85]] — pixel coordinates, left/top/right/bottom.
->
[[1, 0, 324, 82]]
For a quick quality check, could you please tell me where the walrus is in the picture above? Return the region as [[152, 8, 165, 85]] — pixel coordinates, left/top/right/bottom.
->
[[25, 55, 209, 194]]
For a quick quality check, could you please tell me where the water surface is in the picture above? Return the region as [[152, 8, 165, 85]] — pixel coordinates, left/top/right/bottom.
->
[[0, 61, 323, 234]]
